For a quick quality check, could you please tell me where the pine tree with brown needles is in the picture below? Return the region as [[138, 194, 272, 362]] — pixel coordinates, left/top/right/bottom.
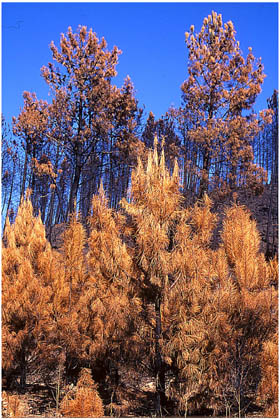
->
[[49, 212, 88, 383], [163, 194, 219, 415], [41, 25, 142, 217], [159, 201, 278, 417], [2, 191, 56, 388], [214, 205, 278, 415], [52, 183, 142, 393], [60, 368, 104, 417], [79, 182, 142, 388], [180, 11, 273, 197], [257, 332, 278, 417], [120, 137, 183, 416]]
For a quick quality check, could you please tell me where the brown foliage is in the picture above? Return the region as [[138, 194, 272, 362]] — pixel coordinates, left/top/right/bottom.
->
[[1, 141, 278, 417], [164, 202, 278, 416], [49, 214, 88, 376], [12, 92, 49, 200], [41, 25, 142, 216], [2, 191, 57, 385], [2, 392, 25, 418], [180, 11, 273, 196], [60, 368, 104, 417], [257, 333, 278, 417]]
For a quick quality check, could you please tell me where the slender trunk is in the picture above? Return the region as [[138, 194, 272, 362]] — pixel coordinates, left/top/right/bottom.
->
[[199, 148, 211, 198], [230, 163, 237, 190], [98, 150, 105, 192], [3, 160, 15, 233], [46, 188, 55, 230], [68, 99, 84, 217], [68, 160, 82, 216], [155, 295, 165, 417], [120, 164, 127, 204], [31, 144, 36, 193], [2, 191, 7, 223], [54, 204, 61, 226], [198, 98, 214, 198], [183, 153, 188, 194], [40, 191, 48, 223], [265, 182, 274, 259], [85, 174, 94, 220], [183, 133, 192, 194], [20, 146, 29, 202], [47, 143, 62, 229], [191, 148, 198, 195]]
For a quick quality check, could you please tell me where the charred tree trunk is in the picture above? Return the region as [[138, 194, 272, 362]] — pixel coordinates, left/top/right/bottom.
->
[[20, 146, 29, 202], [199, 149, 211, 198], [3, 159, 15, 233], [68, 159, 82, 216], [68, 100, 84, 217]]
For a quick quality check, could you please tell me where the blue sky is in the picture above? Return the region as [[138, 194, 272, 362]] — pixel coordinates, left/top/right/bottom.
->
[[2, 2, 279, 126]]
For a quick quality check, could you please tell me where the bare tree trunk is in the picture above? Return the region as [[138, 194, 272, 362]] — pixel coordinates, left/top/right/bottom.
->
[[3, 160, 15, 232], [68, 100, 84, 217], [46, 143, 61, 229], [20, 147, 29, 202], [199, 149, 211, 198], [68, 158, 82, 217]]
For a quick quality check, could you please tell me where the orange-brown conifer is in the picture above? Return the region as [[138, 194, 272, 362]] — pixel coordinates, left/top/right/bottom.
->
[[60, 368, 104, 417], [181, 11, 273, 196], [2, 191, 56, 387]]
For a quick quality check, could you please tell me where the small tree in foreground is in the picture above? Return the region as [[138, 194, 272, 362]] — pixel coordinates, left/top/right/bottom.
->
[[120, 137, 182, 415], [60, 368, 104, 417], [50, 213, 88, 383], [2, 191, 56, 388]]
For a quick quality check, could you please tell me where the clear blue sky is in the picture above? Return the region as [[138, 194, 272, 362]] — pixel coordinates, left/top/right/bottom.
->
[[2, 1, 278, 125]]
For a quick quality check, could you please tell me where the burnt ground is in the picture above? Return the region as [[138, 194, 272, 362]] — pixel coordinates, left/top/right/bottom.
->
[[2, 369, 266, 418]]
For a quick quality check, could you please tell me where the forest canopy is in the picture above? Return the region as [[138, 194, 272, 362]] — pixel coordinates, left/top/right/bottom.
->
[[1, 13, 278, 232]]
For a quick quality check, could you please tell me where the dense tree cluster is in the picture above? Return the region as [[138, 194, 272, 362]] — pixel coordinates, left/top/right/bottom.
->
[[2, 142, 278, 417], [1, 11, 278, 418], [2, 26, 143, 231]]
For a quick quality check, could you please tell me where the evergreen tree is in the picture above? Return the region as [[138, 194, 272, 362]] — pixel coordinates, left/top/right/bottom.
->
[[2, 191, 56, 388], [180, 11, 273, 196], [41, 26, 142, 217], [60, 368, 104, 417], [121, 137, 182, 415]]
